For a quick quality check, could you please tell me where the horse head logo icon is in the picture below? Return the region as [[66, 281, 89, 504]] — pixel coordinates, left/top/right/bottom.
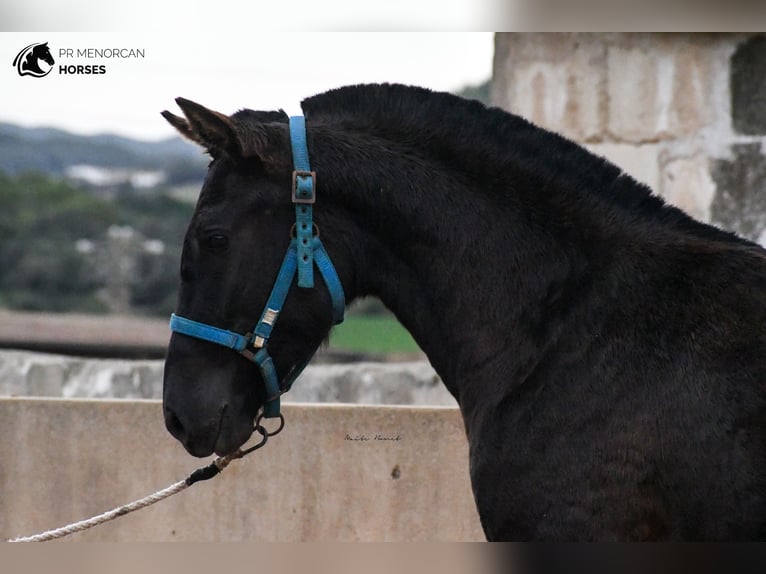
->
[[12, 42, 55, 78]]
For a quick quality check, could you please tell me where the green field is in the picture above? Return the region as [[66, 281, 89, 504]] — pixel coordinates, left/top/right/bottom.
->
[[329, 314, 420, 355]]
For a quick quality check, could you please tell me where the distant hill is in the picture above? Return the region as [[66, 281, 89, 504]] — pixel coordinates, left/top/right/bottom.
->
[[0, 122, 206, 179]]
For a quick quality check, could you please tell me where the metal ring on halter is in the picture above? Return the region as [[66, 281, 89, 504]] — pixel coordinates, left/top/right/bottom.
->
[[290, 222, 320, 239], [255, 411, 286, 437], [238, 425, 269, 456]]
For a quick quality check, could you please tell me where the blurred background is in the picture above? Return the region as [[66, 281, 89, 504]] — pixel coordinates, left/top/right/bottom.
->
[[0, 33, 493, 361]]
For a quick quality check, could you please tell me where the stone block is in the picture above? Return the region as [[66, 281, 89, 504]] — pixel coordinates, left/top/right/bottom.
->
[[731, 35, 766, 135], [660, 154, 717, 222], [135, 364, 162, 398], [606, 38, 717, 142], [25, 363, 65, 396], [586, 142, 660, 192], [492, 33, 606, 142], [711, 143, 766, 241], [0, 352, 28, 396], [0, 352, 71, 397]]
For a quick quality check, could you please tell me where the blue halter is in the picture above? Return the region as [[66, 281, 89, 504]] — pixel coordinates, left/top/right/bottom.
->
[[169, 116, 345, 419]]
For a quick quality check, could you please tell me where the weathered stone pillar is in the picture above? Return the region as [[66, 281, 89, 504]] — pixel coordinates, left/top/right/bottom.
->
[[492, 33, 766, 244]]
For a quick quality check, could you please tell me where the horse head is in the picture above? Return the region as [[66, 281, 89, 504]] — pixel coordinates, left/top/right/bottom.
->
[[161, 99, 352, 457], [34, 43, 54, 66]]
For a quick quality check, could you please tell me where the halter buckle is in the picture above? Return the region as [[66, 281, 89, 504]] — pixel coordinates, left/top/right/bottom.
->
[[292, 170, 316, 204]]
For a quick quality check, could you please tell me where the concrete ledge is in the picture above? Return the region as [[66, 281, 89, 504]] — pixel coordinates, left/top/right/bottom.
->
[[0, 398, 483, 541]]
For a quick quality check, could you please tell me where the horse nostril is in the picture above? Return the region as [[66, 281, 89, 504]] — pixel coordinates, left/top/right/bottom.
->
[[164, 406, 186, 442]]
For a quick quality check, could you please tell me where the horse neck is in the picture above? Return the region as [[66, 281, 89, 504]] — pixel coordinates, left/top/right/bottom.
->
[[312, 126, 597, 405], [308, 115, 755, 416]]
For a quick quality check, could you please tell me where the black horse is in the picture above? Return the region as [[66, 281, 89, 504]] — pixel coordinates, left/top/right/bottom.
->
[[161, 83, 766, 541], [14, 42, 55, 77]]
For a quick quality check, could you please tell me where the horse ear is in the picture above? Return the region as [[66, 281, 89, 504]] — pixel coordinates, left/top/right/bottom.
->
[[164, 98, 243, 157], [160, 110, 198, 144], [163, 98, 288, 169]]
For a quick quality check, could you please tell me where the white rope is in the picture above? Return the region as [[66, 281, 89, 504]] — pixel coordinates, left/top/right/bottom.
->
[[7, 452, 239, 543], [8, 479, 189, 542]]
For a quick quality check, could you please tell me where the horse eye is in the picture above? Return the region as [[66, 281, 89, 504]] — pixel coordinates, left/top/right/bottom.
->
[[206, 234, 229, 250]]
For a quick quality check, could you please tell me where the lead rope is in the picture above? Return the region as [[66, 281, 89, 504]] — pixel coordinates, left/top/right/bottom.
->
[[6, 414, 285, 543]]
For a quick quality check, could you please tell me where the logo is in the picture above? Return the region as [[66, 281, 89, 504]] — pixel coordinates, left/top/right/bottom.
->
[[11, 42, 145, 79], [12, 42, 55, 78]]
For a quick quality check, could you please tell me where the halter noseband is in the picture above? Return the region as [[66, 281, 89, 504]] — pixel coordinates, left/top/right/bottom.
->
[[169, 116, 345, 419]]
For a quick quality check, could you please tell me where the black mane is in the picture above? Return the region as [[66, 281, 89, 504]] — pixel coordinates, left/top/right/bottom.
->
[[301, 83, 748, 247], [301, 83, 632, 198]]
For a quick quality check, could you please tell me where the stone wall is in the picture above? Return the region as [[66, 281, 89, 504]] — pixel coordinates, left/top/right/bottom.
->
[[0, 350, 456, 406], [492, 33, 766, 244]]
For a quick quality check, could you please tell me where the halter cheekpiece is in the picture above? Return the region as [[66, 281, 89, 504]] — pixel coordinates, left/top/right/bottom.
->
[[169, 116, 345, 419]]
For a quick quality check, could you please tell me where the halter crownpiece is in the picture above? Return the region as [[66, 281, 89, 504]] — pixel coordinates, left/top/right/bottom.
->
[[169, 115, 345, 418]]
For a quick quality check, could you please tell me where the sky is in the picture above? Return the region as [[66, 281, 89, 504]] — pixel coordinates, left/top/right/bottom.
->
[[1, 33, 494, 141]]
